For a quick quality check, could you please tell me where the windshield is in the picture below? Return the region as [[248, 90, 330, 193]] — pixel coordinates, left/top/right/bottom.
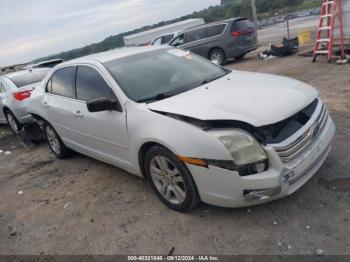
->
[[104, 49, 229, 102], [7, 70, 49, 88]]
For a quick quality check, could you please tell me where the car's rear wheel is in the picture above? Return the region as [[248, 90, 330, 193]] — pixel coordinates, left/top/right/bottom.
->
[[209, 49, 226, 65], [5, 110, 21, 134], [145, 146, 200, 212], [44, 123, 71, 159]]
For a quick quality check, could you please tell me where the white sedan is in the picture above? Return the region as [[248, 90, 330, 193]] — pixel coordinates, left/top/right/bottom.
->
[[28, 46, 335, 211], [0, 69, 49, 133]]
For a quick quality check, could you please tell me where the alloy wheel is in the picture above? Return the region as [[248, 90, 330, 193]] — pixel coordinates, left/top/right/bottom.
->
[[149, 156, 187, 205], [210, 51, 224, 65], [46, 126, 61, 155], [6, 112, 19, 133]]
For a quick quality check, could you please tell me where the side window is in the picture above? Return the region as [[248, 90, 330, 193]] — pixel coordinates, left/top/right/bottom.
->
[[207, 24, 226, 37], [162, 34, 174, 44], [152, 37, 162, 46], [187, 28, 208, 43], [170, 34, 185, 46], [51, 67, 76, 98], [76, 66, 113, 102], [0, 81, 5, 93]]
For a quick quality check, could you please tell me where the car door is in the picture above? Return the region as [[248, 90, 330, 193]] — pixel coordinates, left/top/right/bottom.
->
[[161, 34, 175, 45], [71, 65, 130, 168], [179, 28, 209, 57], [170, 33, 185, 47], [0, 79, 6, 123], [206, 24, 227, 44], [43, 66, 78, 145], [44, 65, 130, 168]]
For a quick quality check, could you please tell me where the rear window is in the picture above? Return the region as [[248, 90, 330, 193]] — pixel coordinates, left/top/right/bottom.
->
[[231, 19, 253, 32], [7, 70, 48, 88], [207, 24, 226, 37]]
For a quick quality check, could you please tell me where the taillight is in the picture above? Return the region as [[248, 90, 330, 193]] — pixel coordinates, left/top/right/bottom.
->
[[12, 90, 32, 101], [231, 28, 255, 37], [232, 31, 243, 37]]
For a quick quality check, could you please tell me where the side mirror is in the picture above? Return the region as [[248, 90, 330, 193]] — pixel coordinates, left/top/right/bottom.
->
[[172, 42, 182, 47], [87, 97, 122, 113]]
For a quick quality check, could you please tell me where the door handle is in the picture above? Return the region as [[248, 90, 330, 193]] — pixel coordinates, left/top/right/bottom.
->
[[43, 101, 49, 108], [73, 110, 83, 118]]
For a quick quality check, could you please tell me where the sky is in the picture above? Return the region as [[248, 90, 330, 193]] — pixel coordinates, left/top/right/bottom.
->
[[0, 0, 220, 67]]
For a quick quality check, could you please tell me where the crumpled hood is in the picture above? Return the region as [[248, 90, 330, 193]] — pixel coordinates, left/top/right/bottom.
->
[[147, 71, 318, 127]]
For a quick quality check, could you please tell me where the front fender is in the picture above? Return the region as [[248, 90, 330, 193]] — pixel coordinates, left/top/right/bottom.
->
[[125, 103, 233, 173]]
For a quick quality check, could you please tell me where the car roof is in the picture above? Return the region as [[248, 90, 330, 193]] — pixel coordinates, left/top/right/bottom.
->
[[36, 58, 63, 65], [123, 19, 204, 40], [32, 58, 64, 67], [153, 31, 178, 38], [1, 68, 50, 78], [180, 17, 247, 32], [65, 45, 169, 65]]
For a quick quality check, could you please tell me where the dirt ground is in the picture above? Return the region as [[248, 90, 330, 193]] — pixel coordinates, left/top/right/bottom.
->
[[0, 51, 349, 256]]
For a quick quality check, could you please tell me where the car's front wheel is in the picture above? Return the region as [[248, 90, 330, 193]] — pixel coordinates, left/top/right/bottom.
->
[[145, 146, 200, 212], [44, 123, 71, 159]]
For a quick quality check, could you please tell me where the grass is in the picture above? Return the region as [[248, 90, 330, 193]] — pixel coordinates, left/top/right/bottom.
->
[[294, 0, 322, 11]]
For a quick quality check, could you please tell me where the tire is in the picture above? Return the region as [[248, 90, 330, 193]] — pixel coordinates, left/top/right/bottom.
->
[[145, 146, 200, 212], [4, 110, 21, 134], [209, 48, 226, 66], [44, 122, 71, 159], [235, 53, 246, 61]]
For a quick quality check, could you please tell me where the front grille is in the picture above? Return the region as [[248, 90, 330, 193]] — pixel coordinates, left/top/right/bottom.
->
[[273, 100, 329, 163]]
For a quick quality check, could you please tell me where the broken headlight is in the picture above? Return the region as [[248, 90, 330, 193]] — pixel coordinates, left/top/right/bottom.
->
[[211, 129, 268, 175]]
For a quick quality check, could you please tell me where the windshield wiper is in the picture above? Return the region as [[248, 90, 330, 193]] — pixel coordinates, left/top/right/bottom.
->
[[201, 73, 227, 85], [137, 71, 230, 103], [137, 91, 180, 103]]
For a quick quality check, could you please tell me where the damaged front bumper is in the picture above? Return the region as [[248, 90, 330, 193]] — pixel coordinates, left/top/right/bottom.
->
[[186, 116, 335, 208]]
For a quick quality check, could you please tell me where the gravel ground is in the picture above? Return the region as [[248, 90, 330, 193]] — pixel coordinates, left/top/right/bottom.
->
[[0, 51, 349, 256]]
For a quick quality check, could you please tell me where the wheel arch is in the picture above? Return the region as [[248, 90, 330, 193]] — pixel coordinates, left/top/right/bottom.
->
[[138, 141, 172, 181], [3, 106, 19, 123], [30, 113, 48, 125], [3, 106, 12, 115], [207, 46, 226, 60]]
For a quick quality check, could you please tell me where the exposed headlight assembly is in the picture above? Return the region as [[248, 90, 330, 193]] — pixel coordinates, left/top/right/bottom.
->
[[211, 129, 269, 175], [177, 129, 268, 176]]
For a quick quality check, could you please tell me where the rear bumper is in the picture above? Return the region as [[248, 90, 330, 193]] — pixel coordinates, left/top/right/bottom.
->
[[226, 44, 257, 59], [12, 102, 33, 124], [187, 116, 335, 208]]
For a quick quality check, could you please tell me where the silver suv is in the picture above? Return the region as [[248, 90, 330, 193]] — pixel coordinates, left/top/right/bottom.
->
[[169, 18, 257, 65]]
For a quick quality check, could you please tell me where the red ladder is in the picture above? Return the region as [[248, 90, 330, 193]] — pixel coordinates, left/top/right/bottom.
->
[[313, 0, 346, 63]]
